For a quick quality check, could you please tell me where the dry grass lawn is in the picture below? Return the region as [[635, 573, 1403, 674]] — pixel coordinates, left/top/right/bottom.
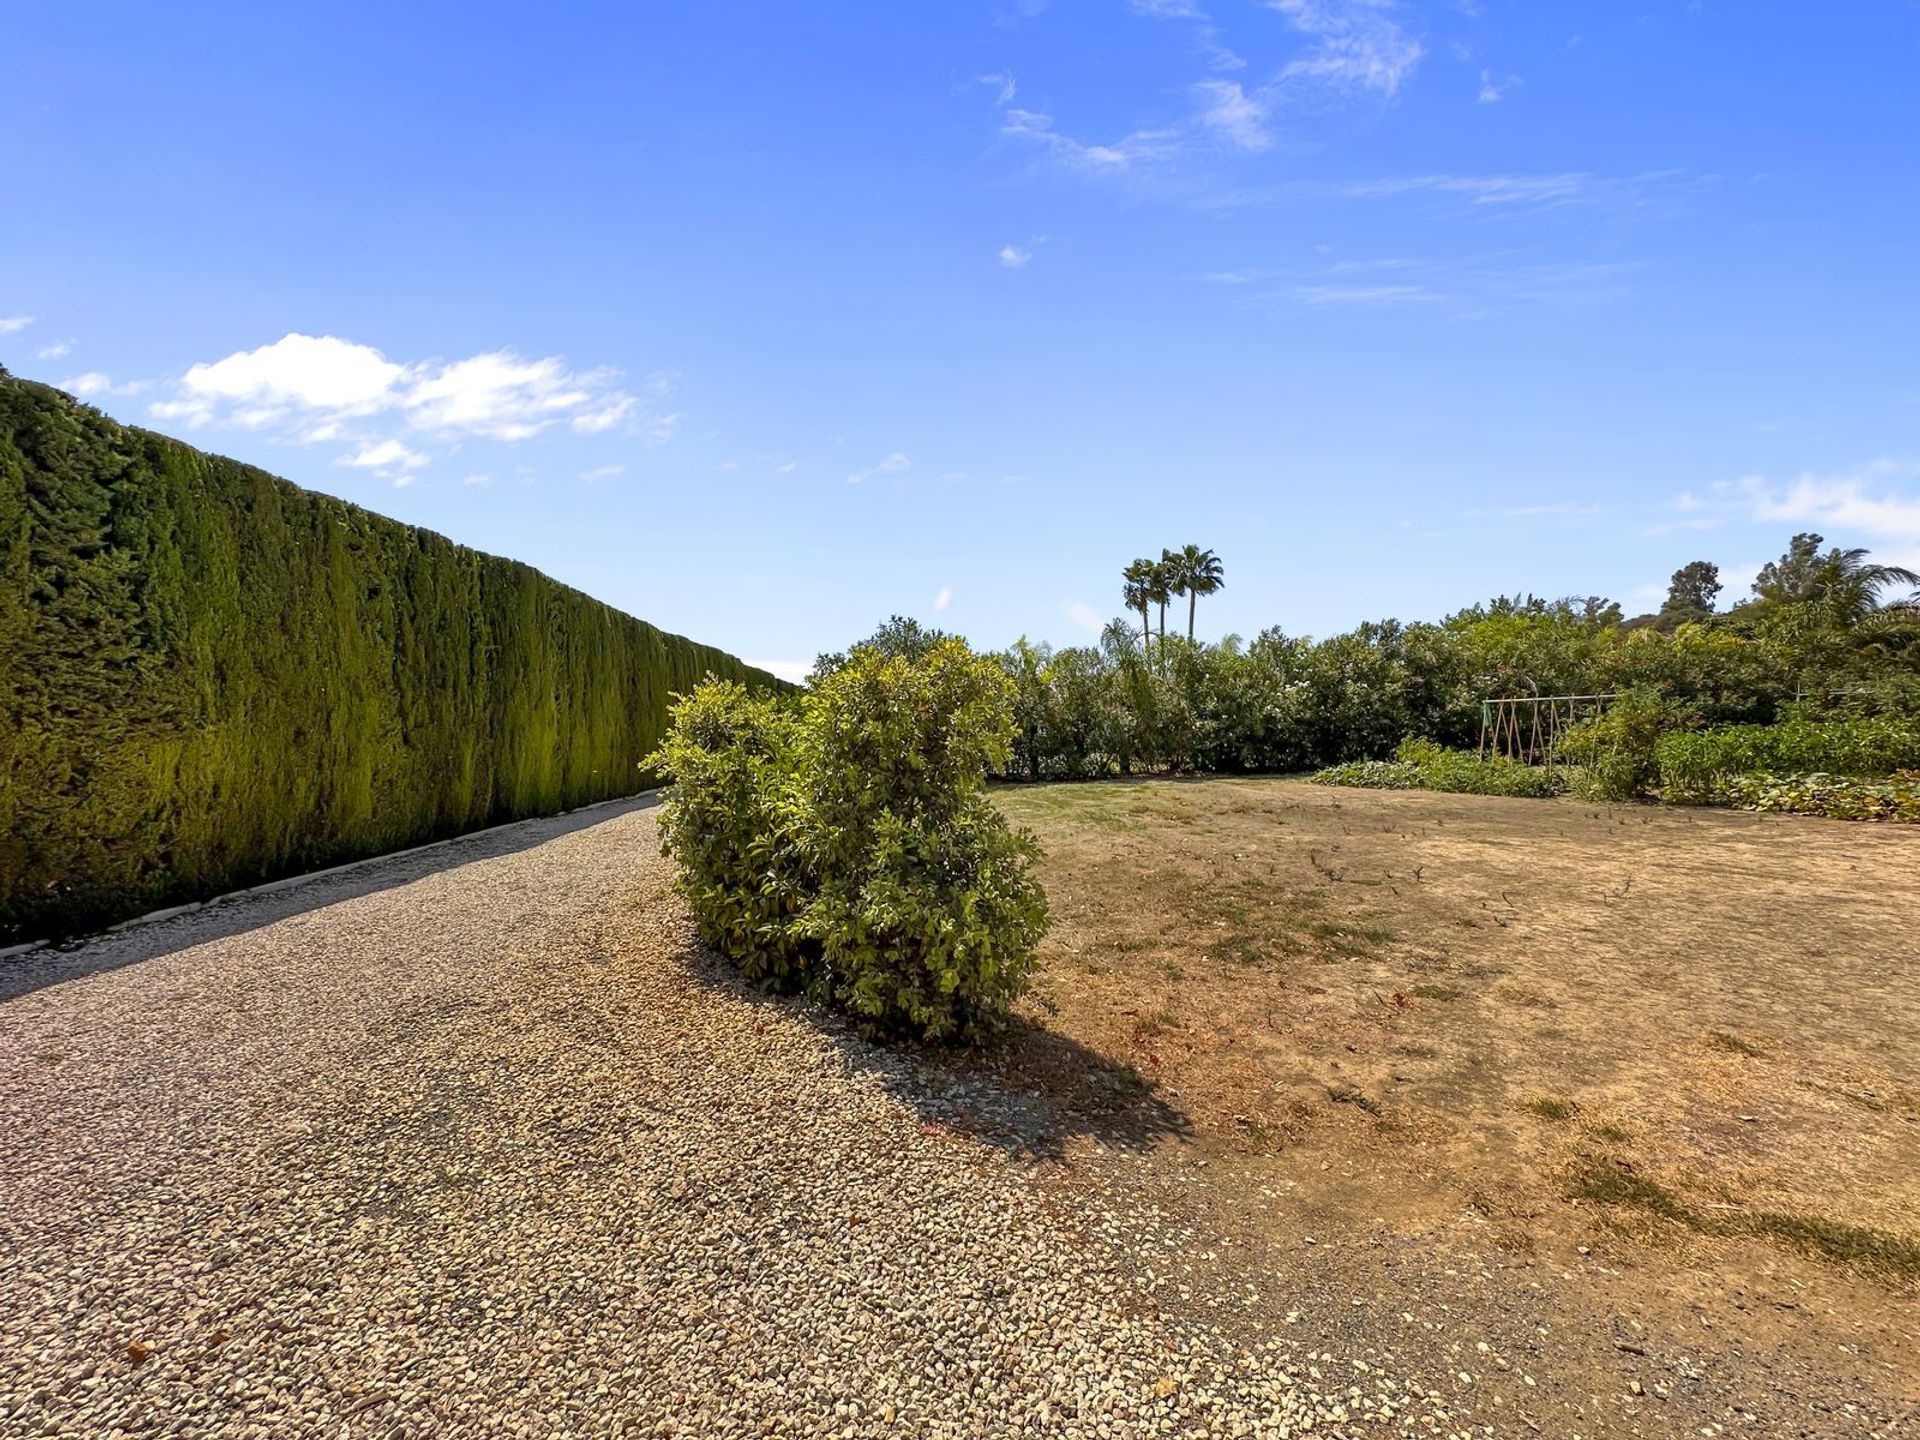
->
[[983, 777, 1920, 1410]]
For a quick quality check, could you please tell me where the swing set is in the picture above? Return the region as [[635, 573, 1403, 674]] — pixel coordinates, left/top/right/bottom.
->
[[1477, 693, 1617, 767]]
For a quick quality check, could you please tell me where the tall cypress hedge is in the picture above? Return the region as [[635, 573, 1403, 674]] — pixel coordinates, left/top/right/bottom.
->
[[0, 373, 785, 942]]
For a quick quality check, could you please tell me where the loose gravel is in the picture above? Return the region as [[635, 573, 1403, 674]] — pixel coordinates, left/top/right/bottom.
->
[[0, 802, 1477, 1439]]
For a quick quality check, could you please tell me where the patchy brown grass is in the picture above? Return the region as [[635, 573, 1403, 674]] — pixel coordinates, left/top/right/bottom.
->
[[989, 777, 1920, 1301]]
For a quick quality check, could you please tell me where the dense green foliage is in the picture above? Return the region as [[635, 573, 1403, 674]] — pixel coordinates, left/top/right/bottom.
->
[[0, 375, 781, 941], [648, 681, 815, 988], [1310, 739, 1568, 799], [1719, 772, 1920, 822], [972, 566, 1917, 789], [1555, 688, 1676, 801], [653, 641, 1050, 1042], [1654, 717, 1920, 803]]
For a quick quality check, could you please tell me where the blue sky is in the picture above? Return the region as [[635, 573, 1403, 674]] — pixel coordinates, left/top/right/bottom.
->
[[5, 2, 1918, 679]]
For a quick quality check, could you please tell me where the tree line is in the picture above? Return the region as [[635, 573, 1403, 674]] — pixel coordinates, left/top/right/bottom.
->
[[819, 535, 1919, 783]]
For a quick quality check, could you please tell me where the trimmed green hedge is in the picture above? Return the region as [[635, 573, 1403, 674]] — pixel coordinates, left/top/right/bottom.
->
[[0, 375, 782, 941], [1654, 717, 1920, 803]]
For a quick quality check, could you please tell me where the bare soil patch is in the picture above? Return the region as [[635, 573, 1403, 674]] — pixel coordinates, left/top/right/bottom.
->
[[986, 777, 1920, 1430]]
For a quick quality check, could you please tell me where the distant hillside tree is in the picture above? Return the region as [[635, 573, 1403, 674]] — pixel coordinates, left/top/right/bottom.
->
[[1655, 561, 1722, 631]]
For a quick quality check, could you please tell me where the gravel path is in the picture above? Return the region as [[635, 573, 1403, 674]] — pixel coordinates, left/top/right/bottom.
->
[[0, 802, 1469, 1440]]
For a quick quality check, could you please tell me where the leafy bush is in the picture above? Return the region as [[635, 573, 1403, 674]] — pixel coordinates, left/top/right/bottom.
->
[[1655, 717, 1920, 803], [652, 640, 1051, 1043], [1310, 738, 1567, 799], [649, 682, 815, 988], [1555, 687, 1675, 800], [1720, 772, 1920, 823]]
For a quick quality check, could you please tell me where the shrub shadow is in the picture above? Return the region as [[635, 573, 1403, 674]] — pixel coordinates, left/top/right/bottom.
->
[[674, 942, 1192, 1164]]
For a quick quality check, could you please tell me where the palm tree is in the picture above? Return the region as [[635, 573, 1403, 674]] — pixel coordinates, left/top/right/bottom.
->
[[1167, 544, 1225, 641], [1146, 557, 1174, 649], [1122, 558, 1156, 651], [1754, 533, 1920, 625]]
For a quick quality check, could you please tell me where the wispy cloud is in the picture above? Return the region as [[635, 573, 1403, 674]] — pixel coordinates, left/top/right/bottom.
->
[[1269, 0, 1423, 97], [1132, 0, 1246, 71], [1000, 106, 1182, 175], [1230, 254, 1641, 312], [36, 341, 71, 359], [1294, 282, 1433, 306], [0, 316, 33, 335], [1064, 600, 1106, 634], [933, 586, 953, 611], [775, 459, 797, 475], [978, 71, 1017, 105], [998, 243, 1034, 268], [1194, 79, 1273, 150], [1477, 69, 1518, 103], [1319, 169, 1694, 214], [462, 473, 494, 487], [148, 333, 675, 470], [1469, 500, 1609, 521], [992, 2, 1424, 194], [846, 451, 911, 485], [580, 463, 626, 482]]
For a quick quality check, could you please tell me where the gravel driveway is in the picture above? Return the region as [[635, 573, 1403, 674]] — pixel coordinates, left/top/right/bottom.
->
[[0, 802, 1461, 1439]]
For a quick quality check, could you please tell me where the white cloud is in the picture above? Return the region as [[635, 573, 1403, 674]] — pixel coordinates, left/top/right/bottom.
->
[[60, 372, 150, 398], [0, 316, 33, 335], [338, 438, 428, 472], [1064, 600, 1106, 635], [1194, 79, 1272, 150], [391, 474, 420, 489], [580, 463, 626, 481], [171, 333, 408, 426], [847, 452, 911, 485], [645, 411, 684, 445], [998, 244, 1033, 268], [404, 351, 596, 441], [933, 586, 952, 611], [36, 341, 71, 359], [462, 473, 494, 487], [149, 332, 669, 465], [1269, 0, 1423, 97], [775, 460, 797, 475], [745, 657, 813, 685], [1737, 460, 1920, 543]]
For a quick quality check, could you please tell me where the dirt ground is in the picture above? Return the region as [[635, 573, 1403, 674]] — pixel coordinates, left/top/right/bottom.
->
[[979, 777, 1920, 1435]]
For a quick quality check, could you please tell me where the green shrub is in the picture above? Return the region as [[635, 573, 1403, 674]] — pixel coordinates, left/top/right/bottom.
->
[[0, 376, 783, 942], [652, 640, 1051, 1043], [649, 682, 816, 989], [1555, 687, 1675, 800], [1720, 772, 1920, 822], [1310, 738, 1567, 799], [1655, 717, 1920, 803]]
